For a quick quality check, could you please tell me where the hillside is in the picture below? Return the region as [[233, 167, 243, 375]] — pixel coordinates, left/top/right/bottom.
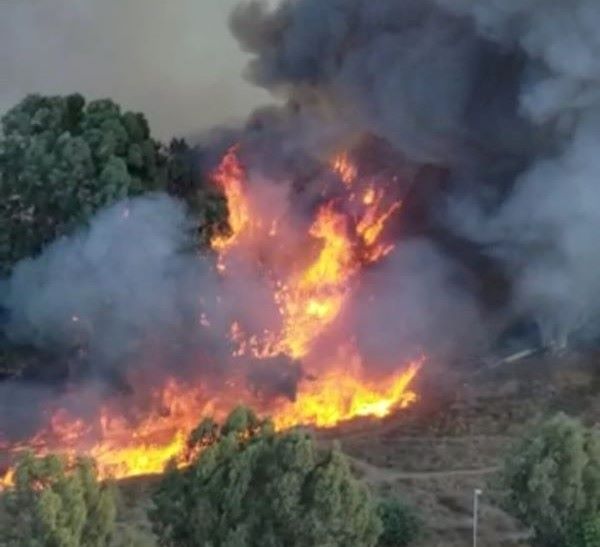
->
[[107, 351, 600, 546]]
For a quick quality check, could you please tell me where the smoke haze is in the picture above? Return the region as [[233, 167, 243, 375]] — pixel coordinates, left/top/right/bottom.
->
[[0, 0, 269, 139]]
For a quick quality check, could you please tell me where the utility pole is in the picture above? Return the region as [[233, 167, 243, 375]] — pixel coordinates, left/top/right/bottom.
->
[[473, 488, 482, 547]]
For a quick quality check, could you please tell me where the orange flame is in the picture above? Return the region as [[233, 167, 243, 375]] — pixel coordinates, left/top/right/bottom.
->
[[274, 204, 356, 358], [331, 152, 358, 186], [0, 146, 419, 489], [356, 185, 402, 263], [211, 146, 251, 255], [274, 356, 423, 430]]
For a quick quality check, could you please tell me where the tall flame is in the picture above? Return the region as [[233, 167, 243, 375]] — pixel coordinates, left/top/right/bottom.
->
[[0, 146, 420, 488], [274, 204, 356, 358], [210, 146, 251, 256]]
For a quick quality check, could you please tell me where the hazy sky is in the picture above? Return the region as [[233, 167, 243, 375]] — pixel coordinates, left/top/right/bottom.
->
[[0, 0, 269, 140]]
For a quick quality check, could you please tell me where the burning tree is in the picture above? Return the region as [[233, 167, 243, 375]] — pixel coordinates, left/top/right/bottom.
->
[[149, 406, 382, 547]]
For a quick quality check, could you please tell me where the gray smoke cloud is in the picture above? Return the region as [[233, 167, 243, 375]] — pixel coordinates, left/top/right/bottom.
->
[[0, 0, 269, 140], [351, 240, 486, 370], [230, 0, 536, 166], [438, 0, 600, 348], [230, 0, 600, 349], [2, 195, 224, 375]]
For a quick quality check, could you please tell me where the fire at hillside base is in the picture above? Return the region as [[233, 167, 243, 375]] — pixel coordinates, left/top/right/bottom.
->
[[0, 147, 423, 488]]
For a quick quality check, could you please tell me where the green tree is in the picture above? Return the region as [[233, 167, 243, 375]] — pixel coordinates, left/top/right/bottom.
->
[[566, 514, 600, 547], [377, 497, 423, 546], [498, 413, 600, 547], [0, 93, 167, 274], [149, 406, 382, 547], [1, 452, 117, 546]]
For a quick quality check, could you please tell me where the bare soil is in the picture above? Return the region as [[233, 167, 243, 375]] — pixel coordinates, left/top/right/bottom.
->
[[311, 350, 600, 547]]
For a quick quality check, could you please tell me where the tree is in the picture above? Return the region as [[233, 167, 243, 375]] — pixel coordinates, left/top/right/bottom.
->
[[165, 138, 229, 247], [498, 413, 600, 547], [149, 406, 382, 547], [1, 452, 117, 546], [0, 93, 167, 274], [377, 497, 423, 546]]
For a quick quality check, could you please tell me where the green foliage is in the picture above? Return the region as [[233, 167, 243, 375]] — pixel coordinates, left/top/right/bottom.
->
[[149, 406, 382, 547], [112, 526, 157, 547], [566, 514, 600, 547], [1, 452, 117, 547], [377, 497, 423, 546], [498, 413, 600, 547], [0, 93, 167, 274]]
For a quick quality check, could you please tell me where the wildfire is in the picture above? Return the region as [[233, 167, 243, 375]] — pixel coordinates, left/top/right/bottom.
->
[[331, 152, 358, 186], [356, 185, 402, 263], [274, 355, 423, 430], [210, 146, 251, 256], [274, 204, 356, 358], [0, 145, 420, 489]]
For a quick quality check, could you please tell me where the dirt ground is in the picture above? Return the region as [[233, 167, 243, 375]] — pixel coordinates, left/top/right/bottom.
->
[[313, 351, 600, 547]]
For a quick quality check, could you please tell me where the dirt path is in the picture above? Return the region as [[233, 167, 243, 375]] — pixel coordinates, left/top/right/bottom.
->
[[350, 456, 499, 484]]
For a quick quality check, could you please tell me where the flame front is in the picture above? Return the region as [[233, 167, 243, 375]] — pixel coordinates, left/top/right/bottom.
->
[[0, 147, 420, 488], [274, 355, 422, 430], [274, 204, 356, 359]]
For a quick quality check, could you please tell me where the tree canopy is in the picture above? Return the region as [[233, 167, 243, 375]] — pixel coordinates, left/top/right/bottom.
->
[[1, 452, 117, 547], [498, 413, 600, 547], [150, 406, 382, 547], [377, 496, 423, 547], [0, 93, 166, 274]]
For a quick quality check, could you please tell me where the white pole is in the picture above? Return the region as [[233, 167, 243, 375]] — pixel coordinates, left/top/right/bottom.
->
[[473, 489, 482, 547]]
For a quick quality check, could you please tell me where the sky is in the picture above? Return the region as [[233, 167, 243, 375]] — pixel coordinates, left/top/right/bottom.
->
[[0, 0, 269, 140]]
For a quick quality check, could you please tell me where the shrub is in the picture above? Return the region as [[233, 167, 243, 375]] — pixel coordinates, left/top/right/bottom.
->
[[498, 413, 600, 547], [377, 497, 423, 546], [149, 406, 382, 547]]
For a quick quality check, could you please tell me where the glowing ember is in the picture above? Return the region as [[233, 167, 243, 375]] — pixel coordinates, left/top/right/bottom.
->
[[0, 146, 419, 489], [331, 152, 358, 186], [363, 187, 376, 206], [0, 468, 14, 490]]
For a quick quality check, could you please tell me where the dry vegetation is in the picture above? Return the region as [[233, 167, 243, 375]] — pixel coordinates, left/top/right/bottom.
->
[[323, 352, 600, 547]]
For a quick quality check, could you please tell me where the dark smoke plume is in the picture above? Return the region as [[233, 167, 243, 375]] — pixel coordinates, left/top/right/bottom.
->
[[230, 0, 600, 349]]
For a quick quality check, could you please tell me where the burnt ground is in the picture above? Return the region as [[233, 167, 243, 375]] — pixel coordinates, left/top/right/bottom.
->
[[6, 351, 600, 546]]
